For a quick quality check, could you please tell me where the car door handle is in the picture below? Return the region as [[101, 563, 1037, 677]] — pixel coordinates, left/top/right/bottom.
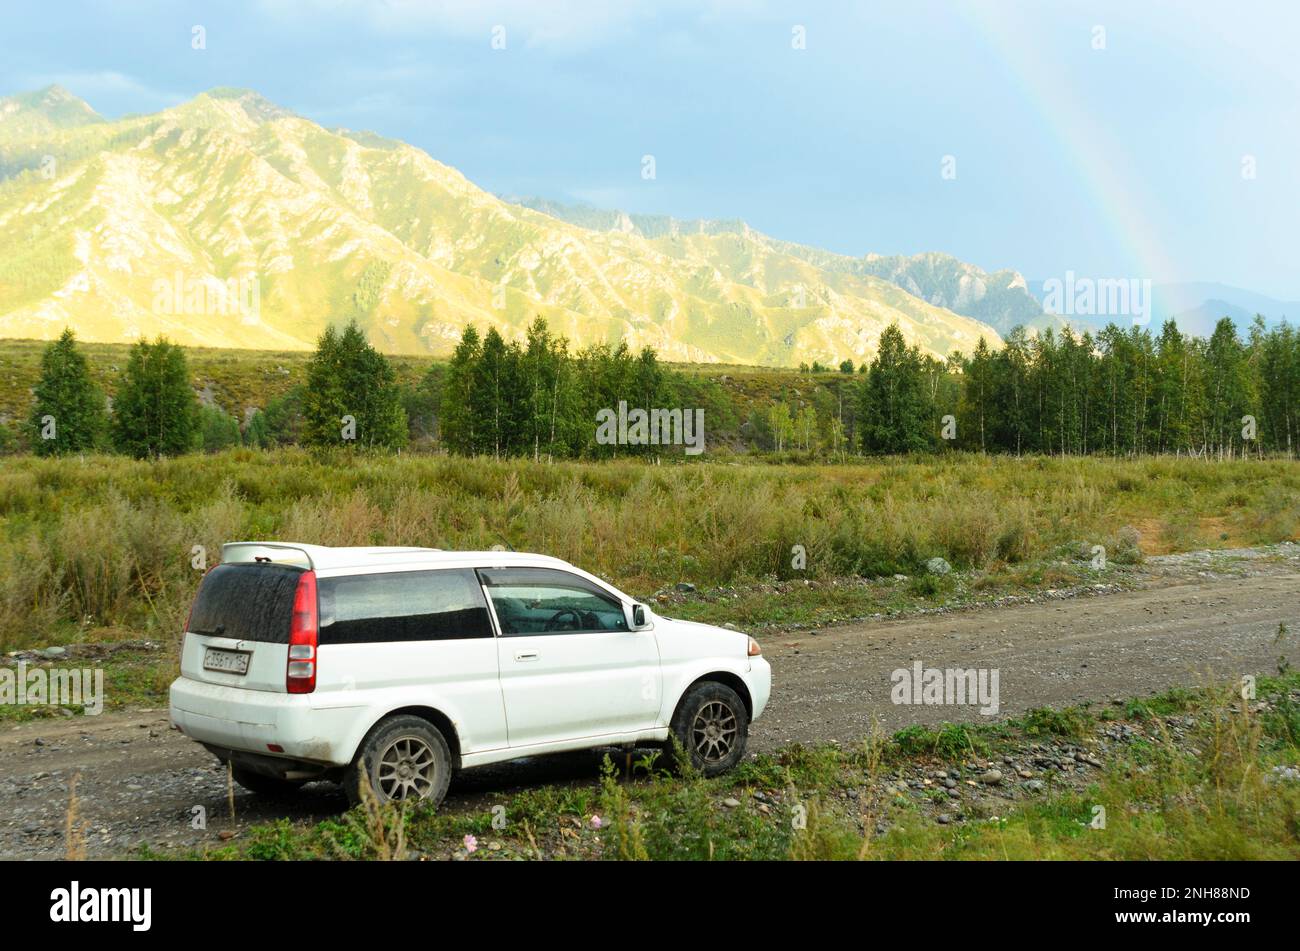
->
[[514, 650, 540, 662]]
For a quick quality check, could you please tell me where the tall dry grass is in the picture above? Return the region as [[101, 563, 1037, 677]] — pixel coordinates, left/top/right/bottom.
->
[[1, 449, 1297, 649]]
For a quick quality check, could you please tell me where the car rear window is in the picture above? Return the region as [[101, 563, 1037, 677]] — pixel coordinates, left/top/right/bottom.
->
[[188, 563, 302, 643], [318, 568, 492, 643]]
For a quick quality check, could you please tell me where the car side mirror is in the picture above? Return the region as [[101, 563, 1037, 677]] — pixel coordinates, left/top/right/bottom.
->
[[629, 602, 649, 629]]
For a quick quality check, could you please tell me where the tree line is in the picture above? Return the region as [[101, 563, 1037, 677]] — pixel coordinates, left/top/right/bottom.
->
[[857, 317, 1295, 457], [440, 319, 703, 458], [16, 319, 729, 459], [14, 314, 1299, 459]]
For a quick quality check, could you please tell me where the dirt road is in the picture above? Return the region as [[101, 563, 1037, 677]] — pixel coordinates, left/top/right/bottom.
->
[[3, 563, 1297, 859]]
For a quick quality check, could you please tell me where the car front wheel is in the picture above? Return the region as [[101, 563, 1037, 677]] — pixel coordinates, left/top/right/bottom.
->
[[668, 681, 750, 776]]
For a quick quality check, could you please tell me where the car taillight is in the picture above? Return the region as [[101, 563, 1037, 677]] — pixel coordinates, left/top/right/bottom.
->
[[287, 570, 318, 694]]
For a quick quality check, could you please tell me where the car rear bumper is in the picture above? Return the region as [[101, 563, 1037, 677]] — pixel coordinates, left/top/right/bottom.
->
[[169, 676, 355, 767]]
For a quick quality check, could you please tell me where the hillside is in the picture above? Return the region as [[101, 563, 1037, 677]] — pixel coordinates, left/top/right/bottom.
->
[[509, 197, 1059, 337], [0, 85, 1003, 366]]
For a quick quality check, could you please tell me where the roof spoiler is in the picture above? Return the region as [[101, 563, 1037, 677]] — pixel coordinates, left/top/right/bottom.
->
[[221, 542, 315, 569]]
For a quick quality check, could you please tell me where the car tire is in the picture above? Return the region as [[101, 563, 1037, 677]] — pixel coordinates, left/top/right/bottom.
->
[[667, 681, 750, 777], [345, 715, 453, 808], [231, 766, 306, 798]]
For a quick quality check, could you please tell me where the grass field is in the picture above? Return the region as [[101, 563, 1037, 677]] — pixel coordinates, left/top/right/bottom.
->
[[2, 449, 1298, 654]]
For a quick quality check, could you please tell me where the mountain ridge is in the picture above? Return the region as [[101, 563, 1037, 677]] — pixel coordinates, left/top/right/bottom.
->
[[508, 196, 1058, 338], [0, 85, 1008, 365]]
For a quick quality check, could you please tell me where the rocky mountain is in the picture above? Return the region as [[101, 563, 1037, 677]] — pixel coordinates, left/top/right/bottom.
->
[[854, 252, 1061, 337], [514, 198, 1059, 339], [503, 195, 751, 241], [0, 86, 1004, 365]]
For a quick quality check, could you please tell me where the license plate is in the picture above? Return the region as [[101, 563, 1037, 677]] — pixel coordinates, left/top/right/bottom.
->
[[203, 647, 251, 675]]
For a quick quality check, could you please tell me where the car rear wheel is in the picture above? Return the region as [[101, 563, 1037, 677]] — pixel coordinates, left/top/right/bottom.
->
[[667, 681, 749, 776], [345, 715, 453, 807]]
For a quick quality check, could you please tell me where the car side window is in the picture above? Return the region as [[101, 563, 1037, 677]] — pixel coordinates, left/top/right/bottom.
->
[[478, 567, 628, 636], [317, 568, 493, 643]]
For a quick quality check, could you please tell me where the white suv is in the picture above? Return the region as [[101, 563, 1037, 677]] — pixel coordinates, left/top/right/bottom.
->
[[169, 542, 771, 805]]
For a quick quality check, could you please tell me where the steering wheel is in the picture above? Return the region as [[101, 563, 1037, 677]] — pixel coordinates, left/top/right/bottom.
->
[[544, 608, 584, 632]]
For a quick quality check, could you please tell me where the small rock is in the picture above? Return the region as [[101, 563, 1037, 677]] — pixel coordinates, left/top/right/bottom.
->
[[722, 797, 741, 808], [977, 769, 1003, 785], [924, 557, 952, 576]]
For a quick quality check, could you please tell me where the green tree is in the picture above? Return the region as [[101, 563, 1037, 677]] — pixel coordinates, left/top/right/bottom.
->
[[301, 321, 407, 449], [794, 404, 818, 452], [198, 405, 242, 451], [1202, 318, 1252, 458], [991, 327, 1032, 454], [859, 324, 932, 453], [1256, 319, 1297, 455], [522, 318, 571, 460], [1152, 320, 1193, 454], [111, 337, 199, 458], [766, 401, 794, 451], [441, 325, 480, 454], [262, 386, 304, 446], [959, 337, 995, 452], [27, 328, 107, 455], [470, 327, 523, 457], [245, 409, 271, 449]]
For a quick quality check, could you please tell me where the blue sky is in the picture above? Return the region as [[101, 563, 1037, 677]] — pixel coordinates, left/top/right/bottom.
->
[[4, 0, 1297, 298]]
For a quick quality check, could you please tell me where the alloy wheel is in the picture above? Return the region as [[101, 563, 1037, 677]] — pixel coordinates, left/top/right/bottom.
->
[[375, 735, 438, 800], [691, 700, 738, 763]]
